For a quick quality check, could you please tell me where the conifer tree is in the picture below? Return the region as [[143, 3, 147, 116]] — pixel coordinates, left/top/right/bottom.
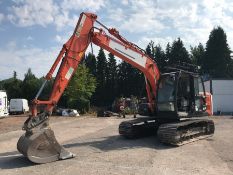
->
[[94, 48, 108, 106], [169, 38, 191, 64], [203, 27, 232, 78]]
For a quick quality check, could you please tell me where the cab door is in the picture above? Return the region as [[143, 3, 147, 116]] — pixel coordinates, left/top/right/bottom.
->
[[157, 73, 178, 119]]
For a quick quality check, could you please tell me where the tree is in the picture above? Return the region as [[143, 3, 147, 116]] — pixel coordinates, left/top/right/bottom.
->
[[116, 61, 128, 96], [94, 48, 108, 106], [1, 71, 23, 99], [145, 42, 167, 70], [227, 58, 233, 78], [13, 71, 17, 79], [117, 61, 144, 97], [190, 43, 205, 66], [84, 53, 97, 76], [21, 68, 40, 101], [105, 53, 117, 103], [169, 38, 191, 64], [96, 48, 107, 85], [203, 26, 232, 78], [165, 42, 171, 62], [38, 77, 54, 100], [145, 41, 154, 59], [64, 64, 96, 113], [154, 44, 166, 70], [0, 70, 53, 102]]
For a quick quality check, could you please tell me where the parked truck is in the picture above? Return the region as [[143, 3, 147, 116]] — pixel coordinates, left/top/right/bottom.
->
[[0, 90, 9, 118], [9, 99, 29, 115]]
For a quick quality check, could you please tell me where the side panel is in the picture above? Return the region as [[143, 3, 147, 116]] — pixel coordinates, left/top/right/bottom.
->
[[210, 80, 233, 114], [212, 95, 233, 114], [10, 99, 23, 112], [23, 99, 30, 112]]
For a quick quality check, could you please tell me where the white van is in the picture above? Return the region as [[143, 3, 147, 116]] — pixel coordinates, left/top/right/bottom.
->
[[0, 90, 9, 117], [9, 99, 29, 114]]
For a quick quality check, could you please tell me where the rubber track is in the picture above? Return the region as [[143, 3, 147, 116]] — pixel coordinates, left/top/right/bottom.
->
[[119, 117, 158, 139], [157, 119, 215, 146]]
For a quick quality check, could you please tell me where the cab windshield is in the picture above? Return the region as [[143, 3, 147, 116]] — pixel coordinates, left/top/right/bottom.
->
[[157, 74, 176, 111]]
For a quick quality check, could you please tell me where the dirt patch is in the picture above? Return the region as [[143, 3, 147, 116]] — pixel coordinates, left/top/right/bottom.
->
[[0, 114, 82, 134]]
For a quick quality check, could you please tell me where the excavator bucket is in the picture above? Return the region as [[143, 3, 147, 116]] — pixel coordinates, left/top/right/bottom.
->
[[17, 126, 75, 164], [17, 128, 75, 164]]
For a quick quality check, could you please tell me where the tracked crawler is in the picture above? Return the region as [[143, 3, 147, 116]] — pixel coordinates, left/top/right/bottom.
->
[[119, 118, 214, 146], [17, 12, 214, 164], [157, 119, 214, 145], [119, 66, 215, 145]]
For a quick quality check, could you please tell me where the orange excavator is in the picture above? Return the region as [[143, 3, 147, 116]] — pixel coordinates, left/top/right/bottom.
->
[[17, 12, 215, 164]]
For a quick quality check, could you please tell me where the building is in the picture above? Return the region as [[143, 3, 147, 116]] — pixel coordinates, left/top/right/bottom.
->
[[204, 79, 233, 115]]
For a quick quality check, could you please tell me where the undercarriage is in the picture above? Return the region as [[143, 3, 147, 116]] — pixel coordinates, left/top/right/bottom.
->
[[119, 117, 215, 146]]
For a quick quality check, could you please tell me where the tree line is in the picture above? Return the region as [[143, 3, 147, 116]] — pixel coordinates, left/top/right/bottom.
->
[[0, 26, 232, 112]]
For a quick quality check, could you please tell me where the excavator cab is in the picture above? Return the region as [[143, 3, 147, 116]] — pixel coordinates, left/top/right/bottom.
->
[[157, 70, 208, 119]]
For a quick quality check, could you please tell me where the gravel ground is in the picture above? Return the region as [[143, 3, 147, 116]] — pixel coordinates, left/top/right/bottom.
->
[[0, 115, 232, 175], [0, 115, 75, 133]]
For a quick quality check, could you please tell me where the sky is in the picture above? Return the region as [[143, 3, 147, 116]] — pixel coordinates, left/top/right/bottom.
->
[[0, 0, 233, 80]]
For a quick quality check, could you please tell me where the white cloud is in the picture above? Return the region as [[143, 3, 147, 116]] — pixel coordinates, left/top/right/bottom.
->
[[54, 11, 70, 30], [0, 39, 103, 80], [148, 0, 233, 48], [0, 44, 59, 80], [2, 0, 233, 81], [7, 0, 104, 30], [26, 36, 33, 41], [107, 8, 125, 22], [54, 34, 70, 44], [54, 0, 105, 30], [120, 12, 165, 33], [9, 0, 59, 27], [121, 0, 129, 5], [7, 0, 232, 48], [60, 0, 105, 12], [114, 0, 165, 33], [0, 13, 4, 23], [0, 42, 108, 80], [6, 41, 17, 49], [55, 35, 62, 43], [104, 0, 233, 50], [138, 36, 173, 50], [54, 12, 81, 31]]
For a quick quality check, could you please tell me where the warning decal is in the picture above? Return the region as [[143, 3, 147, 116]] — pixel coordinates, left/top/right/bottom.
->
[[65, 67, 74, 80]]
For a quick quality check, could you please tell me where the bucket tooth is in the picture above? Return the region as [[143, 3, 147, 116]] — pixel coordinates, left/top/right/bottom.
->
[[17, 128, 75, 164]]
